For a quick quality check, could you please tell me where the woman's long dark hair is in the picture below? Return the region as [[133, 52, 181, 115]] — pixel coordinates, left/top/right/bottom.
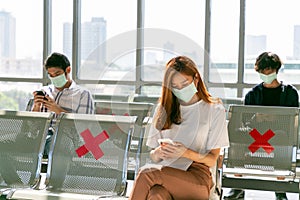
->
[[154, 56, 213, 130]]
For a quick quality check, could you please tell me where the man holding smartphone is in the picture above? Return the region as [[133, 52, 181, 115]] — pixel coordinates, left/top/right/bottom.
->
[[32, 52, 94, 115], [0, 52, 95, 186], [32, 52, 95, 157]]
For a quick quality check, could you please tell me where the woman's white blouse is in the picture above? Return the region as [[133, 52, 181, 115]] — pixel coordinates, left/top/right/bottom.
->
[[146, 100, 229, 171]]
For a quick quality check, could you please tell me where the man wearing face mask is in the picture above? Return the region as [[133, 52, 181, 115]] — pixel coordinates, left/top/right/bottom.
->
[[32, 52, 94, 114], [32, 52, 94, 157], [243, 52, 299, 107], [224, 52, 299, 200], [0, 53, 94, 187]]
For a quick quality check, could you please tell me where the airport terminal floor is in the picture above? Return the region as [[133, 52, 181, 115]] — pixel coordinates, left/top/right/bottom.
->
[[108, 183, 300, 199], [221, 188, 299, 200]]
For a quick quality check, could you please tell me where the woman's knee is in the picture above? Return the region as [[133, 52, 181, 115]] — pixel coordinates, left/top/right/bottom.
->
[[147, 185, 173, 200], [136, 167, 160, 183]]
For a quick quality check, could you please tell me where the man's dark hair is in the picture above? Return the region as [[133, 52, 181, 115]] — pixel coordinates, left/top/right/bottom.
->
[[44, 52, 70, 71], [255, 52, 282, 73]]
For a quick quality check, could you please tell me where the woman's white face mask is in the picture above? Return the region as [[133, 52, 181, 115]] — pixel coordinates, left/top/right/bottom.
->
[[259, 72, 277, 84], [172, 82, 198, 103]]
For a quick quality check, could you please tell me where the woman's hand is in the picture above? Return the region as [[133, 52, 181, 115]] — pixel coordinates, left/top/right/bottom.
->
[[160, 142, 187, 159], [150, 146, 164, 163], [152, 141, 221, 167]]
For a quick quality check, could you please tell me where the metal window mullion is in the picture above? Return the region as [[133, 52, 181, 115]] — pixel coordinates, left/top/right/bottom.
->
[[43, 0, 52, 86], [72, 0, 81, 81], [203, 0, 211, 85], [0, 77, 43, 83], [237, 0, 246, 98], [135, 0, 145, 94]]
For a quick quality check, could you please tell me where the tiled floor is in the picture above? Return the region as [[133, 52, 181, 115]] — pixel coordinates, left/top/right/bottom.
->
[[126, 181, 300, 200], [6, 185, 300, 199], [222, 188, 299, 200], [4, 177, 299, 199]]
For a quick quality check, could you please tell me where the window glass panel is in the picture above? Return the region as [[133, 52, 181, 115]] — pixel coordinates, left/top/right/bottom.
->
[[210, 0, 239, 83], [79, 0, 137, 81], [84, 84, 135, 97], [209, 87, 237, 99], [244, 0, 300, 85], [0, 0, 43, 78], [0, 82, 42, 111], [52, 0, 73, 58], [80, 47, 136, 80], [243, 88, 251, 98], [144, 0, 206, 82], [141, 86, 162, 96]]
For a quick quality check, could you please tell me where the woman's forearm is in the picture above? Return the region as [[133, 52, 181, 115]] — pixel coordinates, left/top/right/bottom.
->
[[183, 148, 220, 167]]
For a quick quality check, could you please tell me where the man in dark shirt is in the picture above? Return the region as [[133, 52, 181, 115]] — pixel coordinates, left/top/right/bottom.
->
[[224, 52, 299, 200]]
